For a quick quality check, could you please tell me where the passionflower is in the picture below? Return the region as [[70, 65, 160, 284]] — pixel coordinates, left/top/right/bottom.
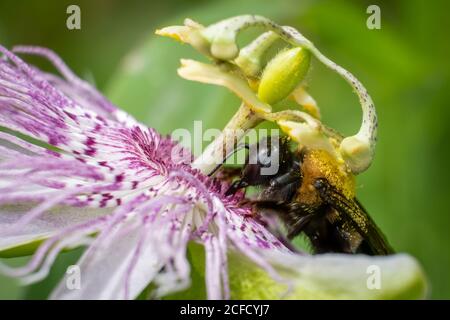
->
[[0, 15, 426, 300]]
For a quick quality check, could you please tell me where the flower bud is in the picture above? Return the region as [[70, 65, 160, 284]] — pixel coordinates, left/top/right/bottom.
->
[[257, 47, 310, 105]]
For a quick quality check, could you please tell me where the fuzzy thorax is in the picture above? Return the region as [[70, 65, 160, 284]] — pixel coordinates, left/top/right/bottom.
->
[[298, 149, 355, 205]]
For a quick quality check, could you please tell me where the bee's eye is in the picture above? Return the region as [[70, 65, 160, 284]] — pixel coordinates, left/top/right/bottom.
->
[[313, 178, 328, 191], [258, 148, 273, 167], [256, 138, 282, 169], [247, 138, 277, 168]]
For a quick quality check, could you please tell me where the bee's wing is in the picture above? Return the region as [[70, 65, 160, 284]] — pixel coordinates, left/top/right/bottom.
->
[[353, 198, 394, 255], [317, 182, 394, 255]]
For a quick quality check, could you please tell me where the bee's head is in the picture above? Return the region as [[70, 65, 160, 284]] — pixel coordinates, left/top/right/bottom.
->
[[239, 135, 294, 186], [229, 136, 293, 187], [224, 136, 296, 196]]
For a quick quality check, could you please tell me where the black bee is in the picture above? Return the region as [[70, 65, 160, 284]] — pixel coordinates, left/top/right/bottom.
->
[[220, 136, 393, 255]]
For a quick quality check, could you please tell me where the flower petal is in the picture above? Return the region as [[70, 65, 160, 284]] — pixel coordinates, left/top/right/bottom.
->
[[227, 250, 427, 299], [50, 194, 194, 300], [49, 220, 162, 300], [0, 204, 111, 257]]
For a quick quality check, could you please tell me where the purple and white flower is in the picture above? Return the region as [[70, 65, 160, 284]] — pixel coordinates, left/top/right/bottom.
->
[[0, 26, 426, 299], [0, 45, 291, 299]]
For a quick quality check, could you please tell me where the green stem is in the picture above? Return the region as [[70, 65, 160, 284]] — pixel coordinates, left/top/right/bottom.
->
[[192, 103, 262, 175]]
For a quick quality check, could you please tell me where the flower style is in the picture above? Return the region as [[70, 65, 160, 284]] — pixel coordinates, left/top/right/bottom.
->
[[0, 15, 426, 300]]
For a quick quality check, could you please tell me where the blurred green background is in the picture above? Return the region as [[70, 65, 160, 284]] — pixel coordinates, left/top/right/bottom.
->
[[0, 0, 449, 299]]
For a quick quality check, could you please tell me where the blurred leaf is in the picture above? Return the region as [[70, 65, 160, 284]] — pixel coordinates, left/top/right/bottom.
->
[[0, 239, 45, 258], [300, 1, 429, 92], [0, 256, 28, 299], [23, 248, 84, 299]]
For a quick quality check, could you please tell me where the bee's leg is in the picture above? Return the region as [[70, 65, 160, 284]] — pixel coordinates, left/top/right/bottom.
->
[[268, 169, 301, 188], [241, 201, 302, 253], [258, 177, 300, 204], [287, 214, 315, 239], [285, 202, 319, 239], [238, 185, 297, 208], [243, 198, 284, 208], [250, 200, 318, 238], [236, 196, 292, 220], [224, 179, 249, 196]]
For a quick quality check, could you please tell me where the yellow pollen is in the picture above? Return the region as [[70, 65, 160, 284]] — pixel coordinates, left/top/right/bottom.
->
[[307, 149, 355, 199]]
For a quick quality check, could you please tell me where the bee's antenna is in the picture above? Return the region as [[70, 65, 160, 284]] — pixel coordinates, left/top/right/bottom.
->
[[224, 179, 249, 196], [207, 143, 249, 177]]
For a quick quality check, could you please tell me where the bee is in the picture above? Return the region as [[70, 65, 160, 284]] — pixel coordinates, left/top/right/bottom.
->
[[220, 136, 394, 255]]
